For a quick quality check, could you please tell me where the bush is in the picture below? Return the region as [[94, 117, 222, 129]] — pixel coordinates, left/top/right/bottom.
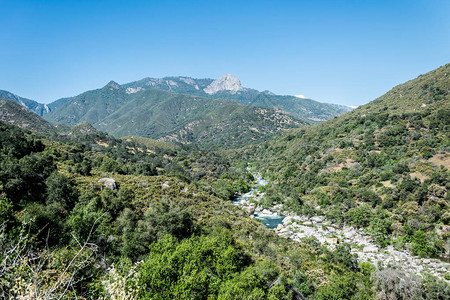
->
[[326, 243, 359, 272], [373, 269, 423, 300], [117, 201, 196, 259], [345, 204, 372, 228], [410, 230, 436, 257], [218, 260, 288, 300], [139, 230, 249, 299]]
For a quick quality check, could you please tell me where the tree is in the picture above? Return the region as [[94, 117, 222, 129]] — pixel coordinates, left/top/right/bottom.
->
[[411, 230, 436, 257], [45, 172, 78, 213], [138, 230, 249, 299]]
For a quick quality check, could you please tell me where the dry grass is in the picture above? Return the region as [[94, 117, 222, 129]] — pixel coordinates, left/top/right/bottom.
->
[[409, 172, 429, 183], [96, 141, 109, 147], [327, 157, 357, 172], [429, 153, 450, 169], [381, 181, 395, 188]]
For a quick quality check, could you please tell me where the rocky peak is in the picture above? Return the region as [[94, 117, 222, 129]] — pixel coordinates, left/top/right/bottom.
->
[[104, 80, 120, 90], [204, 74, 245, 95], [262, 90, 275, 96]]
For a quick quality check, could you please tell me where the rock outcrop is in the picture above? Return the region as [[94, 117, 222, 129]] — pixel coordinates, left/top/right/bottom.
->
[[204, 74, 245, 95], [98, 178, 117, 190]]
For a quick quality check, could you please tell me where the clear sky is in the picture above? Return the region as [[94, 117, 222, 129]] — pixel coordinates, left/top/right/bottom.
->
[[1, 0, 449, 106]]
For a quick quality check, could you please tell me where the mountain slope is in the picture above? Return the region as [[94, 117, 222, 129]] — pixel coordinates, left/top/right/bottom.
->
[[45, 81, 130, 126], [121, 74, 348, 122], [68, 121, 102, 136], [45, 85, 307, 149], [245, 63, 450, 257], [0, 98, 57, 133], [0, 90, 51, 116]]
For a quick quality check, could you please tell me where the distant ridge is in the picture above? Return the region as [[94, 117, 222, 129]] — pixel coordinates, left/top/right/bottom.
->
[[2, 74, 350, 123], [0, 98, 56, 133], [0, 90, 50, 116], [44, 85, 308, 149], [120, 74, 349, 123]]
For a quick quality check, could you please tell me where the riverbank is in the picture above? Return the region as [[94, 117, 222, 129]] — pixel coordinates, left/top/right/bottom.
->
[[233, 175, 449, 281], [276, 215, 449, 280]]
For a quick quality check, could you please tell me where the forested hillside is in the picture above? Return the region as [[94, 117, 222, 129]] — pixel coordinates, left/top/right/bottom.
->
[[244, 63, 450, 259], [0, 120, 390, 299], [44, 83, 307, 149]]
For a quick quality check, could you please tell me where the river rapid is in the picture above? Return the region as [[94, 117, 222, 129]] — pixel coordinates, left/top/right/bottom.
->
[[232, 175, 285, 229]]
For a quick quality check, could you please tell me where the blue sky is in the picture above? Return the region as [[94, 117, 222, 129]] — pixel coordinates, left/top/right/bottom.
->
[[0, 0, 449, 106]]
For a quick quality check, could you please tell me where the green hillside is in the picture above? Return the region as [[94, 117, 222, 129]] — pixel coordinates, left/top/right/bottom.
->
[[45, 81, 131, 126], [0, 98, 57, 134], [0, 120, 384, 299], [244, 63, 450, 256], [45, 85, 307, 149], [122, 75, 349, 122]]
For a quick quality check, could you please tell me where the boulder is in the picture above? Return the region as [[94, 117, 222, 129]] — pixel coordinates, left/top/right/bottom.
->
[[363, 245, 379, 253], [261, 209, 272, 215], [311, 216, 326, 223], [343, 229, 356, 239], [98, 178, 117, 190], [327, 238, 338, 244], [279, 227, 290, 233], [273, 204, 283, 211], [283, 216, 293, 225]]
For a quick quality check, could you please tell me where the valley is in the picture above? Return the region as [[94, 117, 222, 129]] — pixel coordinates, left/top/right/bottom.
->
[[0, 63, 448, 299], [2, 1, 449, 298]]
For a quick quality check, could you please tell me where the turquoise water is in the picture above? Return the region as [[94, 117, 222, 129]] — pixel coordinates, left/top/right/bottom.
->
[[233, 176, 285, 229], [255, 214, 285, 229]]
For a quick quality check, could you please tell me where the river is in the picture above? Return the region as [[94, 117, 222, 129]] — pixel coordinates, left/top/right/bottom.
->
[[232, 175, 285, 229], [232, 174, 449, 281]]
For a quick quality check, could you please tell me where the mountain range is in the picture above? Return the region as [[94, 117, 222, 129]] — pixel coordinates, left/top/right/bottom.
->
[[1, 74, 352, 121], [0, 98, 57, 134], [0, 74, 352, 149], [121, 74, 351, 123]]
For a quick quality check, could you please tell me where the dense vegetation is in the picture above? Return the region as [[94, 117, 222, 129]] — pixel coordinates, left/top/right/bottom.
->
[[243, 63, 450, 258], [0, 120, 384, 299], [43, 83, 306, 150], [1, 64, 449, 298]]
